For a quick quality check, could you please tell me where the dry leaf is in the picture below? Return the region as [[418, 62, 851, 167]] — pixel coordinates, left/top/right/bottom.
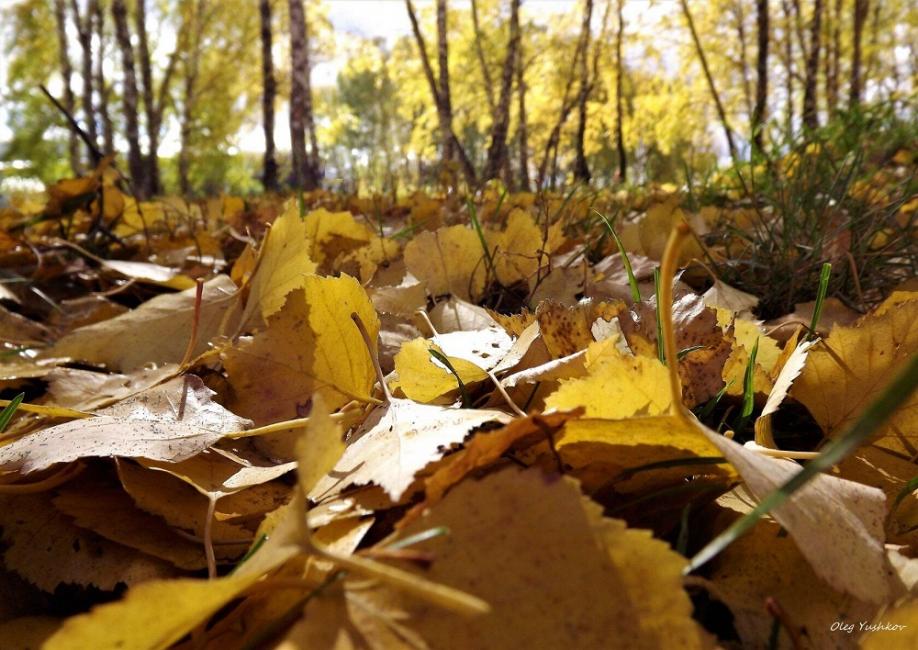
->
[[310, 399, 511, 502], [385, 467, 711, 649], [0, 376, 250, 474], [47, 275, 240, 372], [224, 274, 379, 424]]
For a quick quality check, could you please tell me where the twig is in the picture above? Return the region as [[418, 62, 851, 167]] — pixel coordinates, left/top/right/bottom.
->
[[40, 84, 102, 164]]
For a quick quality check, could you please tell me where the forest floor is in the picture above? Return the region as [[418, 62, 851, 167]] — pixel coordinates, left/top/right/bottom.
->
[[0, 143, 915, 649]]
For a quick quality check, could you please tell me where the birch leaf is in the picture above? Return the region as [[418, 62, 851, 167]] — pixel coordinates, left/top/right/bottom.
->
[[0, 376, 251, 474], [47, 275, 240, 372], [224, 274, 380, 424], [310, 399, 511, 502]]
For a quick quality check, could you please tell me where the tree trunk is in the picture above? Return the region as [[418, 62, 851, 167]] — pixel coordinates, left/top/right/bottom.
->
[[72, 0, 99, 162], [95, 1, 114, 156], [516, 49, 530, 191], [734, 0, 754, 122], [134, 0, 162, 197], [680, 0, 740, 165], [259, 0, 279, 191], [178, 0, 206, 195], [288, 0, 319, 190], [136, 0, 169, 196], [752, 0, 769, 152], [483, 0, 521, 181], [572, 0, 593, 183], [405, 0, 476, 186], [112, 0, 145, 186], [536, 2, 591, 190], [614, 0, 627, 182], [53, 0, 80, 174], [435, 0, 455, 165], [849, 0, 868, 106], [470, 0, 495, 114], [801, 0, 822, 129], [781, 0, 794, 135], [824, 0, 840, 113]]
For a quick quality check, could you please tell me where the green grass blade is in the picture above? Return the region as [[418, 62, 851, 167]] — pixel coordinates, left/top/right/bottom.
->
[[429, 349, 472, 408], [297, 192, 306, 220], [467, 199, 496, 279], [697, 380, 734, 421], [0, 392, 23, 432], [678, 345, 706, 360], [614, 456, 726, 482], [742, 339, 759, 417], [890, 475, 918, 518], [593, 209, 641, 302], [686, 351, 918, 575], [807, 262, 832, 339]]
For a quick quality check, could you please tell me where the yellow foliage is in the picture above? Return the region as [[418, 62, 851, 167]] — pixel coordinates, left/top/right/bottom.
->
[[404, 224, 487, 300], [393, 338, 488, 403]]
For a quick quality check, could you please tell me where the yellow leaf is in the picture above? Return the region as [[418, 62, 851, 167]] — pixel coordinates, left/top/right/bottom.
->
[[545, 342, 672, 418], [43, 493, 308, 650], [557, 416, 724, 469], [393, 338, 488, 403], [404, 225, 487, 300], [860, 599, 918, 649], [337, 235, 400, 282], [0, 493, 177, 593], [224, 274, 379, 424], [297, 394, 346, 496], [53, 482, 209, 570], [384, 467, 712, 649], [303, 207, 373, 265], [792, 292, 918, 447], [45, 575, 262, 650], [493, 209, 545, 285], [536, 300, 625, 358], [241, 202, 318, 327]]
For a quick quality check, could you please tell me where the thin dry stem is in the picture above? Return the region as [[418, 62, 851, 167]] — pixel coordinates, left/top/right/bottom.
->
[[659, 222, 693, 424], [487, 370, 526, 417], [204, 495, 218, 579], [352, 312, 391, 402], [180, 278, 206, 368]]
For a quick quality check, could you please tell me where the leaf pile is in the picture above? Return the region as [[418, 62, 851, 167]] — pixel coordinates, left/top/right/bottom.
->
[[0, 172, 916, 649]]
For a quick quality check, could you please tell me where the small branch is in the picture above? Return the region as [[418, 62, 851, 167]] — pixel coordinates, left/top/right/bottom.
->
[[40, 84, 102, 165]]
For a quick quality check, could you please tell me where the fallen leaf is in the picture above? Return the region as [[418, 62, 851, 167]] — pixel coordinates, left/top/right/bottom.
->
[[793, 292, 918, 450], [403, 411, 578, 523], [52, 479, 209, 570], [239, 201, 317, 328], [545, 341, 672, 418], [393, 338, 488, 403], [310, 399, 511, 502], [224, 274, 380, 424], [404, 225, 487, 301], [0, 493, 178, 592], [702, 517, 876, 650], [701, 428, 895, 603], [0, 376, 251, 474], [385, 467, 712, 649], [47, 275, 240, 372]]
